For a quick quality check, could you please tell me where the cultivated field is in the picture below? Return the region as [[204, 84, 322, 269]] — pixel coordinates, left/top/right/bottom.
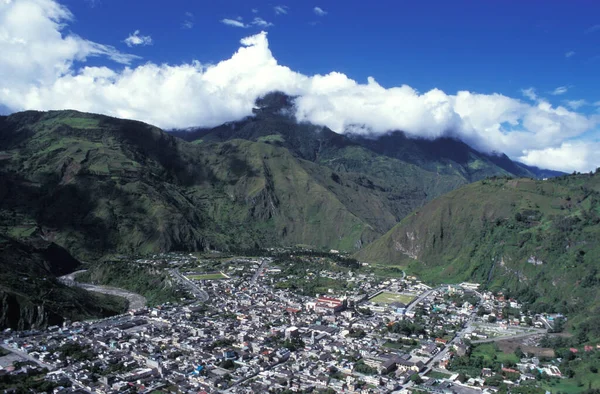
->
[[370, 292, 415, 305]]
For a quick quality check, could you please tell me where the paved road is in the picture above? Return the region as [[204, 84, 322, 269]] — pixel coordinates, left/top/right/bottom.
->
[[169, 269, 209, 302], [0, 344, 56, 370], [405, 287, 438, 314], [59, 271, 147, 310], [251, 260, 269, 284], [471, 329, 547, 344]]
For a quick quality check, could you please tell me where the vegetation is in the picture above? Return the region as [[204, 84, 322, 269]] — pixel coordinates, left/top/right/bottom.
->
[[0, 102, 542, 263], [358, 173, 600, 338], [77, 261, 183, 306], [0, 365, 68, 393], [0, 235, 127, 330], [187, 272, 227, 280], [369, 292, 415, 305]]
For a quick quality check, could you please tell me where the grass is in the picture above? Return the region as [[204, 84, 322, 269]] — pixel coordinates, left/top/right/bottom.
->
[[187, 272, 227, 280], [426, 370, 453, 380], [369, 291, 415, 305], [472, 343, 520, 365], [257, 134, 285, 143]]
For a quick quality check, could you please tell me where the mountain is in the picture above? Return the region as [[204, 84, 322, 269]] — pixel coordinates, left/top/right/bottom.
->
[[515, 162, 567, 179], [0, 96, 543, 261], [0, 235, 126, 330], [356, 173, 600, 336]]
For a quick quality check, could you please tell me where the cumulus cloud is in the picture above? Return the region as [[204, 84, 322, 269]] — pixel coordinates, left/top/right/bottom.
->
[[519, 142, 600, 173], [0, 0, 137, 90], [0, 0, 598, 172], [313, 6, 327, 16], [565, 51, 575, 58], [274, 5, 288, 15], [123, 30, 152, 47]]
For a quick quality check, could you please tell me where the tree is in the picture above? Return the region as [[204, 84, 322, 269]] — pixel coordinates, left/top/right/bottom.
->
[[515, 347, 525, 359], [220, 359, 235, 370], [410, 374, 423, 384]]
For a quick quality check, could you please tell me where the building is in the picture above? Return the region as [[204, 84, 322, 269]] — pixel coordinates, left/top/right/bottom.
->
[[314, 296, 347, 314]]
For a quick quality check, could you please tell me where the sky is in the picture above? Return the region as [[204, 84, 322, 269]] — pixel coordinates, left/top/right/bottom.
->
[[0, 0, 599, 172]]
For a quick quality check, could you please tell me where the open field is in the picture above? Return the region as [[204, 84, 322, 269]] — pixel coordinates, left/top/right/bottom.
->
[[187, 272, 227, 280], [369, 292, 415, 305], [495, 337, 555, 358], [426, 370, 453, 380]]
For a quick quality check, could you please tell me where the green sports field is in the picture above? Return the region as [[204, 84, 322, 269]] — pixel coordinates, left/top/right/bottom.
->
[[186, 272, 227, 280], [369, 292, 415, 305]]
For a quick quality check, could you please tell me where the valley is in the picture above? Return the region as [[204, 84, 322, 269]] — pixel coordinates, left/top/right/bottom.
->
[[1, 251, 581, 394]]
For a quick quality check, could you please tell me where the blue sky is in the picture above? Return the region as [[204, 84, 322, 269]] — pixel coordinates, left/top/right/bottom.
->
[[0, 0, 599, 171], [62, 0, 600, 108]]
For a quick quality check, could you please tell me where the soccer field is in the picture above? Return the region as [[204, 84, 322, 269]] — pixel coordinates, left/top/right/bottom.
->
[[187, 272, 227, 280], [369, 292, 415, 305]]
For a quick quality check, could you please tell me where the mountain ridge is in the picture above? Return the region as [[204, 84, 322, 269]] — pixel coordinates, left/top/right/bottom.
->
[[0, 102, 568, 329]]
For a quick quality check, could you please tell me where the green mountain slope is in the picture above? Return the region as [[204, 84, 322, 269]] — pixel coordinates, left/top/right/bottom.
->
[[0, 110, 398, 257], [0, 98, 552, 261], [357, 173, 600, 334]]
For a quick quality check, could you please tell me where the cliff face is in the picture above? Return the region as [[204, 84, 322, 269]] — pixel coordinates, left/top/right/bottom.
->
[[0, 236, 126, 330], [0, 292, 59, 331]]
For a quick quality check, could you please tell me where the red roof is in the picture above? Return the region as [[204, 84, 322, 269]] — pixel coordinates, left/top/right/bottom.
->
[[317, 296, 343, 303]]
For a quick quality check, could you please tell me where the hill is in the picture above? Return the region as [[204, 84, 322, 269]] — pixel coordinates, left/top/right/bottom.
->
[[356, 173, 600, 338], [0, 97, 542, 259]]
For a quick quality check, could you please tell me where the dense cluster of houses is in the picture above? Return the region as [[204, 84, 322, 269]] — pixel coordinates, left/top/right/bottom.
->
[[0, 254, 565, 393]]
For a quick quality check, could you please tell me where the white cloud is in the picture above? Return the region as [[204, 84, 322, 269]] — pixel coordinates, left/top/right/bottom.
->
[[521, 87, 537, 101], [565, 51, 575, 58], [221, 18, 247, 28], [0, 0, 137, 90], [251, 8, 258, 14], [252, 17, 273, 28], [1, 0, 598, 173], [274, 5, 288, 15], [221, 17, 273, 29], [551, 86, 568, 95], [564, 99, 587, 110], [123, 30, 152, 47], [182, 12, 194, 29], [313, 6, 327, 16], [519, 142, 600, 173], [586, 24, 600, 34]]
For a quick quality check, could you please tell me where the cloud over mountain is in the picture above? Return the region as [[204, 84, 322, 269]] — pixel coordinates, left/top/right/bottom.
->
[[0, 0, 598, 172]]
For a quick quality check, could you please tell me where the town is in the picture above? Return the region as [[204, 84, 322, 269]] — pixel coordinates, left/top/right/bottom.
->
[[0, 253, 575, 393]]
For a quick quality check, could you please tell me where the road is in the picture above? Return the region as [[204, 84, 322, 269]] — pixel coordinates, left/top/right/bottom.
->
[[251, 260, 269, 284], [417, 286, 482, 377], [405, 287, 439, 314], [471, 329, 547, 344], [169, 269, 209, 302], [0, 344, 56, 371], [59, 271, 147, 310]]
